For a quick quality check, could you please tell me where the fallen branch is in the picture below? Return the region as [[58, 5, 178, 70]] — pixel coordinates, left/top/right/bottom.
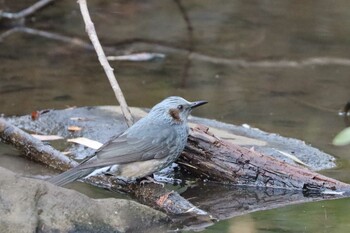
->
[[111, 182, 210, 217], [179, 126, 350, 194], [0, 0, 55, 20], [0, 118, 77, 171]]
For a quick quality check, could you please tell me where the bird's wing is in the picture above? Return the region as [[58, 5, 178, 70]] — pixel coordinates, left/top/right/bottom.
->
[[79, 126, 179, 169]]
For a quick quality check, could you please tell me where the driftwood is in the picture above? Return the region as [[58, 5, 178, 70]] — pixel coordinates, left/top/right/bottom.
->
[[180, 125, 350, 194], [0, 118, 78, 171]]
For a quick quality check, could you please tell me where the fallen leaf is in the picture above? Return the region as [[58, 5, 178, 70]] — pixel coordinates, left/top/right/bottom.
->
[[67, 137, 103, 149], [31, 134, 64, 141], [31, 111, 40, 120], [275, 149, 309, 167], [68, 126, 82, 132]]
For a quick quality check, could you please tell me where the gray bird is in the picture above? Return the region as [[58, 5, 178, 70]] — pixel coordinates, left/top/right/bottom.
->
[[48, 96, 207, 186]]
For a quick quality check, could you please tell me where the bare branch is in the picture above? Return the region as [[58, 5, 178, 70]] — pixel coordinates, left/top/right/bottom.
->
[[0, 28, 20, 42], [19, 27, 95, 50], [0, 0, 55, 19], [77, 0, 134, 127]]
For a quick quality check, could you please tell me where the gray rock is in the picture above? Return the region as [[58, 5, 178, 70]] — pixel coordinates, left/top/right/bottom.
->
[[0, 167, 168, 233]]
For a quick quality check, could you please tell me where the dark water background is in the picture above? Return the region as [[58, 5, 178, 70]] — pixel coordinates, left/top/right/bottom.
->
[[1, 1, 350, 232]]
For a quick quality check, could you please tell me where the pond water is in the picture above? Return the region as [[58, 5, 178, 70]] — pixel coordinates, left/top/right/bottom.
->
[[1, 0, 350, 232]]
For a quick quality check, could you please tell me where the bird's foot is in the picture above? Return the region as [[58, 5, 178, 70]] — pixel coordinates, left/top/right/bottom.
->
[[140, 176, 165, 187]]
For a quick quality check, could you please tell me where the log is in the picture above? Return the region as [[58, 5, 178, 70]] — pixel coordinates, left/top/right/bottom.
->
[[179, 125, 350, 194], [0, 118, 78, 171]]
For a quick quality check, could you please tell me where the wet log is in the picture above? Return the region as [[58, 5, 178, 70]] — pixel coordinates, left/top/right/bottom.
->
[[84, 175, 210, 219], [179, 125, 350, 194], [0, 118, 78, 171], [0, 117, 211, 222]]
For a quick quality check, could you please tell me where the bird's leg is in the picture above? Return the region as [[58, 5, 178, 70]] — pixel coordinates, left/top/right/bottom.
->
[[139, 176, 165, 187], [109, 176, 138, 187], [113, 177, 129, 186]]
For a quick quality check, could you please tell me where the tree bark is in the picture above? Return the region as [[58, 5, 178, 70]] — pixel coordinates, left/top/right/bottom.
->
[[179, 125, 350, 194], [0, 118, 78, 171]]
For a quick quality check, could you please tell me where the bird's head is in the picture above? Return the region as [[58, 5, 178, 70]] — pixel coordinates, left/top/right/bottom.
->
[[150, 96, 207, 124]]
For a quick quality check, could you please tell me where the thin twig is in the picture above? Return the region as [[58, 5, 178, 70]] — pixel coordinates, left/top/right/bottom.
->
[[0, 26, 116, 52], [77, 0, 134, 127], [19, 27, 96, 50], [0, 0, 55, 19], [0, 28, 20, 42]]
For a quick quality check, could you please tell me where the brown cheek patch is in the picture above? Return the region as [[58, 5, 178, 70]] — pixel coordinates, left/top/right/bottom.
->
[[169, 108, 182, 122]]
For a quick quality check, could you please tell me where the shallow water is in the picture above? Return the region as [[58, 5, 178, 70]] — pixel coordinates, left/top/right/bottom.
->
[[1, 0, 350, 232]]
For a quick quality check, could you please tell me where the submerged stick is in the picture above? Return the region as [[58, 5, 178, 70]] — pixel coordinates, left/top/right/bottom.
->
[[0, 0, 55, 19]]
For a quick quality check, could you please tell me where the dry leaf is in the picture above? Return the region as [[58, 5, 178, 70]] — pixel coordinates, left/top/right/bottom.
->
[[67, 137, 103, 149], [68, 126, 82, 132], [31, 111, 40, 120], [275, 149, 309, 167], [31, 134, 64, 141]]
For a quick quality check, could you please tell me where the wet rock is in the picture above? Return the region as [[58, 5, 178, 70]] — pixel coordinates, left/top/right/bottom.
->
[[190, 117, 336, 171], [0, 167, 168, 233], [6, 106, 336, 170]]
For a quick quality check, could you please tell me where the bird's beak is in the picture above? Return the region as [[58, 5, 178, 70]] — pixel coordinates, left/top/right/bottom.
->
[[190, 100, 208, 109]]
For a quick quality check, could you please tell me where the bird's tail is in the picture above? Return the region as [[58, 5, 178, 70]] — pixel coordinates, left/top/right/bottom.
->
[[47, 167, 95, 187]]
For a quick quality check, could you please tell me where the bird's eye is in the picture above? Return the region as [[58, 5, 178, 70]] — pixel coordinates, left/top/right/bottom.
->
[[177, 105, 183, 110]]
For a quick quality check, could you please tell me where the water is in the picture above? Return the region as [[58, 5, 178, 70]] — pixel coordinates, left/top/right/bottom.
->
[[1, 0, 350, 232]]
